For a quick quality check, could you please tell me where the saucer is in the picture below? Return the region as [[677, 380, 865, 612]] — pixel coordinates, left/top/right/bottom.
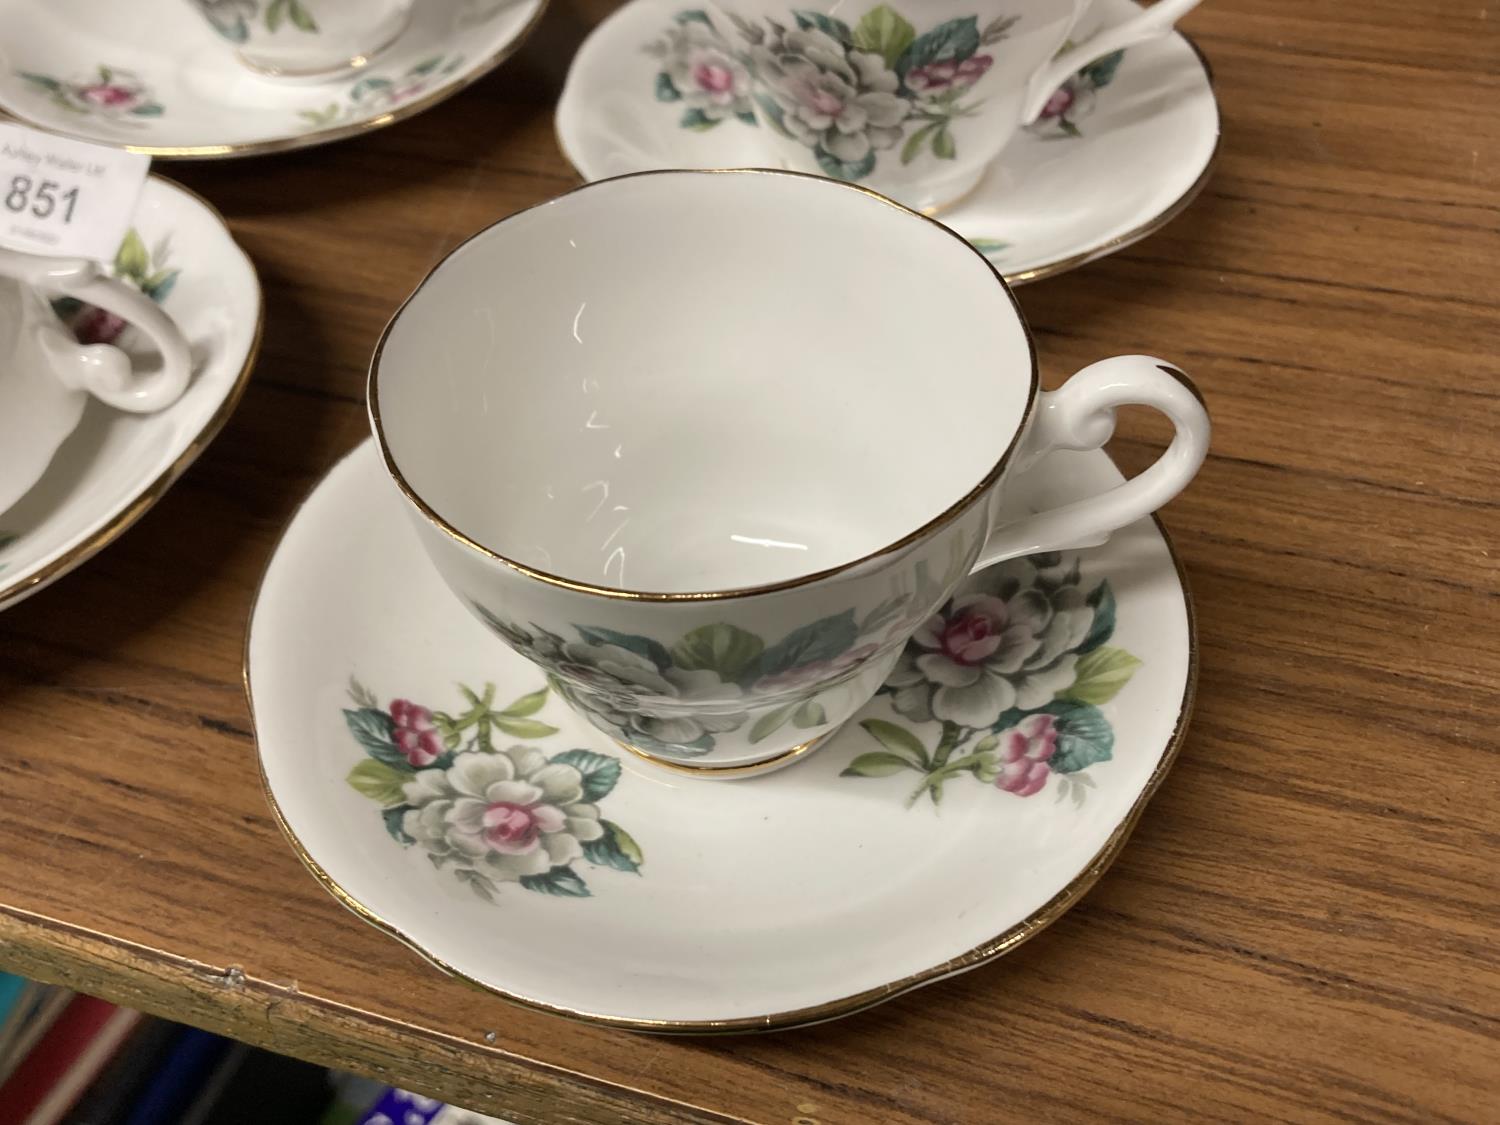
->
[[555, 0, 1219, 283], [0, 176, 261, 610], [0, 0, 547, 158], [247, 439, 1195, 1031]]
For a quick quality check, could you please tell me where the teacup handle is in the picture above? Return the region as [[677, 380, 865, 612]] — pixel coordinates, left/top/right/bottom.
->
[[1021, 0, 1205, 124], [972, 356, 1209, 570], [25, 255, 192, 412]]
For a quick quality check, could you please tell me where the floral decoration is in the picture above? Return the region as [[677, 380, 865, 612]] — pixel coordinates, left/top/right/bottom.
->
[[646, 11, 757, 129], [299, 54, 463, 128], [842, 552, 1141, 807], [50, 229, 180, 348], [342, 679, 644, 901], [1028, 48, 1124, 138], [19, 66, 163, 123], [191, 0, 319, 42], [0, 532, 16, 573]]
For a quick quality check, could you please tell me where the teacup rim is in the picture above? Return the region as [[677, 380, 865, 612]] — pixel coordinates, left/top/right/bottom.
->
[[368, 167, 1039, 603]]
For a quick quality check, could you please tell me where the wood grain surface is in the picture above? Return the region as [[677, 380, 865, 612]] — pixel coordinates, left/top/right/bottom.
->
[[2, 1, 1498, 1121]]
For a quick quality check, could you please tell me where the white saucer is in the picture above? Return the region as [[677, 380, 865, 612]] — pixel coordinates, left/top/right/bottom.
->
[[247, 439, 1196, 1031], [0, 0, 547, 158], [556, 0, 1219, 283], [0, 176, 261, 610]]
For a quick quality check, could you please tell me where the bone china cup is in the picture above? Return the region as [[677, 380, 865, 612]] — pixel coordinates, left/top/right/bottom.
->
[[702, 0, 1202, 213], [370, 170, 1210, 777], [184, 0, 413, 77], [0, 247, 192, 516]]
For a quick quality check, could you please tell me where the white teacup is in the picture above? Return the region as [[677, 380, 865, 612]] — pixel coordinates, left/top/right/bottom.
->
[[691, 0, 1202, 212], [0, 248, 192, 515], [184, 0, 413, 77], [370, 170, 1210, 776]]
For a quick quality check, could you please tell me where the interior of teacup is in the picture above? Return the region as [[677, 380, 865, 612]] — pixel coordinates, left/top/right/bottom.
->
[[372, 170, 1034, 595]]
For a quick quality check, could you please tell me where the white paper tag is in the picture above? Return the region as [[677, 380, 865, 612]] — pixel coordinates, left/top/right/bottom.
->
[[0, 122, 150, 262]]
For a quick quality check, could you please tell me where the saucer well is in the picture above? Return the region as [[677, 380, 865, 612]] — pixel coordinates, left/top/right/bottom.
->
[[0, 0, 547, 158], [0, 176, 261, 611], [555, 0, 1218, 284], [247, 439, 1195, 1031]]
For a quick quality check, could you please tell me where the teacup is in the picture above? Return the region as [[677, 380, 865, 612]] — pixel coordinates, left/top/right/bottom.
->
[[184, 0, 413, 77], [369, 169, 1210, 777], [0, 248, 192, 515], [695, 0, 1202, 212]]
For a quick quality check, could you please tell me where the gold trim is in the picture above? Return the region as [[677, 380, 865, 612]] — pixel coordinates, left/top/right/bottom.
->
[[612, 730, 833, 778], [0, 175, 264, 610], [551, 32, 1218, 289], [368, 167, 1040, 602], [242, 451, 1198, 1034], [0, 0, 551, 160]]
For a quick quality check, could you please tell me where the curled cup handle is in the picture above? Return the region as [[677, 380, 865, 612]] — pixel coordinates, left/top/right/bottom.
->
[[972, 356, 1210, 571], [1022, 0, 1204, 124], [29, 256, 192, 413]]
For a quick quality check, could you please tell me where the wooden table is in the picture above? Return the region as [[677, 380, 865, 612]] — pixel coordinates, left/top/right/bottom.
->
[[3, 1, 1497, 1121]]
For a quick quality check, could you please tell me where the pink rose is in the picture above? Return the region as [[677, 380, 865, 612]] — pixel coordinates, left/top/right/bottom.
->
[[73, 305, 127, 346], [390, 699, 443, 767], [692, 61, 736, 94], [937, 596, 1008, 665], [80, 83, 137, 108], [994, 713, 1058, 797], [481, 800, 565, 854], [1040, 85, 1076, 120]]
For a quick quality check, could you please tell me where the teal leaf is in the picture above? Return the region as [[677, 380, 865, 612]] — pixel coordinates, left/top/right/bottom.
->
[[655, 72, 681, 102], [759, 609, 858, 678], [680, 107, 720, 131], [1061, 645, 1142, 706], [520, 865, 591, 897], [840, 751, 917, 778], [754, 92, 791, 137], [852, 4, 916, 69], [346, 759, 411, 805], [350, 76, 394, 101], [792, 9, 853, 44], [408, 56, 444, 77], [143, 269, 179, 304], [582, 819, 644, 873], [901, 120, 939, 164], [814, 145, 877, 182], [897, 16, 980, 78], [500, 686, 549, 717], [1042, 700, 1114, 773], [1078, 580, 1116, 653], [20, 73, 62, 92], [1081, 49, 1125, 88], [130, 104, 164, 118], [342, 707, 410, 769], [674, 8, 713, 25], [493, 716, 559, 739], [968, 238, 1010, 257], [858, 718, 927, 766], [381, 805, 415, 845], [749, 702, 796, 744], [574, 625, 672, 671], [550, 748, 622, 801], [792, 699, 826, 729], [672, 623, 764, 683], [734, 107, 758, 126]]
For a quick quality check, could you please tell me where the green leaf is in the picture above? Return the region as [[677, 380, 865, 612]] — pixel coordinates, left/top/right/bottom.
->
[[582, 820, 644, 873], [493, 716, 559, 739], [381, 805, 415, 845], [299, 104, 339, 128], [1082, 49, 1125, 89], [655, 72, 681, 102], [142, 268, 179, 303], [852, 4, 916, 68], [753, 93, 791, 137], [840, 751, 917, 778], [792, 699, 826, 729], [265, 0, 287, 32], [749, 702, 796, 744], [759, 609, 858, 678], [735, 107, 758, 126], [549, 748, 622, 801], [113, 229, 149, 282], [130, 104, 164, 118], [342, 707, 411, 769], [20, 73, 62, 92], [346, 759, 411, 806], [520, 865, 591, 897], [409, 56, 444, 77], [574, 626, 672, 671], [671, 623, 764, 683], [1042, 700, 1114, 773], [680, 107, 719, 131], [1059, 119, 1083, 138], [858, 718, 927, 766], [980, 13, 1019, 44], [931, 124, 956, 160], [1062, 645, 1142, 706], [792, 10, 853, 44], [897, 16, 980, 78], [287, 0, 318, 32], [674, 8, 713, 25], [1078, 580, 1117, 653], [814, 145, 876, 183], [900, 120, 939, 164], [500, 686, 549, 717]]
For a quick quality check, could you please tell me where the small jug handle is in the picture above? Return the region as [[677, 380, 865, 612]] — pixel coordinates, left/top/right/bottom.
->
[[1021, 0, 1205, 124], [972, 356, 1209, 571]]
